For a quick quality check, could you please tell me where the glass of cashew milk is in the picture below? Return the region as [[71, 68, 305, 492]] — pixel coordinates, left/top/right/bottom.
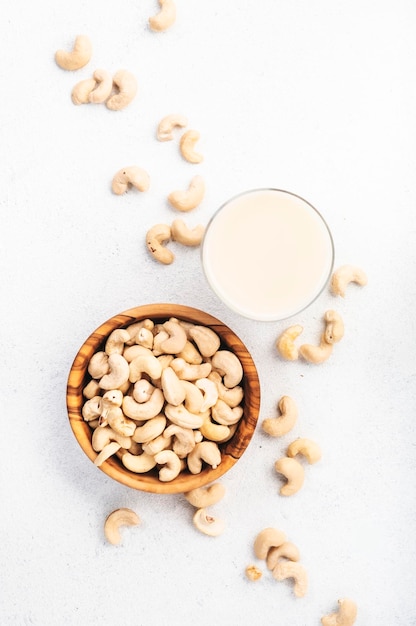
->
[[201, 188, 334, 321]]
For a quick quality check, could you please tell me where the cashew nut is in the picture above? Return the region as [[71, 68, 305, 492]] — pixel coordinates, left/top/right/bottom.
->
[[89, 69, 113, 103], [104, 508, 140, 545], [272, 561, 308, 597], [324, 310, 344, 344], [125, 319, 154, 344], [99, 353, 130, 390], [88, 351, 109, 379], [164, 403, 204, 430], [321, 599, 358, 626], [106, 407, 136, 437], [123, 345, 153, 362], [245, 565, 263, 581], [160, 320, 188, 354], [184, 482, 226, 508], [262, 395, 298, 437], [287, 438, 322, 464], [82, 396, 102, 421], [55, 35, 92, 71], [94, 441, 122, 466], [211, 399, 243, 426], [187, 441, 221, 474], [133, 414, 166, 443], [71, 78, 97, 105], [181, 380, 204, 413], [163, 424, 196, 458], [135, 327, 154, 349], [330, 265, 367, 297], [195, 378, 218, 412], [154, 449, 181, 482], [105, 328, 130, 355], [192, 508, 225, 536], [106, 70, 138, 111], [83, 379, 101, 400], [152, 330, 170, 356], [171, 219, 205, 246], [208, 371, 244, 407], [253, 527, 287, 560], [274, 457, 305, 496], [149, 0, 176, 32], [199, 412, 230, 442], [170, 358, 212, 381], [128, 354, 162, 383], [276, 324, 303, 361], [157, 113, 187, 141], [179, 130, 203, 163], [112, 166, 150, 195], [211, 350, 243, 388], [123, 387, 164, 420], [143, 434, 172, 456], [132, 379, 155, 403], [299, 333, 333, 364], [121, 450, 157, 473], [266, 541, 301, 570], [146, 223, 174, 265], [160, 366, 186, 405], [92, 425, 131, 452], [168, 176, 205, 212], [177, 340, 203, 365], [189, 325, 221, 358]]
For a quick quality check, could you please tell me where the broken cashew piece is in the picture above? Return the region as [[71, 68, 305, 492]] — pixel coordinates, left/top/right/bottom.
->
[[71, 78, 96, 105], [104, 508, 140, 545], [184, 482, 226, 508], [272, 561, 308, 598], [331, 265, 367, 297], [262, 395, 298, 437], [193, 508, 225, 536], [276, 324, 303, 361], [106, 70, 137, 111], [324, 310, 344, 344], [157, 113, 187, 141], [112, 166, 150, 195], [168, 175, 205, 212], [55, 35, 92, 71], [179, 130, 203, 163], [275, 457, 305, 496], [149, 0, 176, 32], [321, 598, 358, 626], [171, 219, 205, 246], [89, 69, 113, 103], [245, 565, 263, 581], [299, 334, 333, 364], [287, 438, 322, 464], [254, 527, 287, 560], [146, 224, 173, 265]]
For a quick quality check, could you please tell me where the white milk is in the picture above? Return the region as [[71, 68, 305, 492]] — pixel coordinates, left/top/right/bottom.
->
[[201, 188, 334, 321]]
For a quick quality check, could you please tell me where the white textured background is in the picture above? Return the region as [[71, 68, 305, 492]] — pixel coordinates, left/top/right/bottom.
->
[[1, 1, 416, 625]]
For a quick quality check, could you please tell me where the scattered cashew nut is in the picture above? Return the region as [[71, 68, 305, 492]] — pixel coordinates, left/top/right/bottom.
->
[[89, 69, 113, 103], [287, 438, 322, 464], [184, 482, 226, 508], [274, 457, 305, 496], [171, 219, 205, 246], [266, 541, 301, 570], [149, 0, 176, 32], [276, 324, 304, 361], [321, 599, 358, 626], [168, 175, 205, 212], [55, 35, 92, 71], [179, 130, 203, 163], [106, 70, 137, 111], [331, 265, 367, 297], [104, 508, 140, 545], [146, 223, 174, 265], [272, 560, 308, 597], [262, 395, 298, 437], [193, 508, 225, 536], [324, 310, 344, 344], [71, 78, 96, 105], [299, 333, 333, 364], [157, 113, 187, 140], [253, 527, 287, 560], [112, 166, 150, 195]]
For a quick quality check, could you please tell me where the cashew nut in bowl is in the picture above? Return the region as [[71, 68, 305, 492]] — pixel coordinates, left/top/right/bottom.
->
[[157, 113, 187, 140], [122, 387, 165, 420], [133, 415, 166, 443], [272, 560, 308, 597], [105, 328, 130, 355], [71, 78, 97, 105], [179, 130, 203, 163], [164, 403, 204, 430], [262, 395, 298, 437], [121, 450, 158, 473], [253, 527, 286, 560], [275, 457, 305, 496], [161, 366, 186, 406], [106, 407, 136, 437], [160, 320, 188, 354], [88, 351, 109, 379], [211, 350, 243, 388], [98, 353, 130, 390], [324, 310, 344, 344], [287, 438, 322, 464], [276, 324, 303, 361], [154, 449, 182, 482], [321, 598, 358, 626], [112, 166, 150, 195], [171, 220, 205, 246], [106, 69, 138, 111], [94, 441, 122, 467], [299, 334, 333, 364], [149, 0, 176, 32], [104, 508, 140, 545], [128, 354, 162, 383], [55, 35, 92, 71], [187, 441, 221, 474], [193, 508, 225, 537], [146, 224, 174, 265], [266, 541, 301, 570], [171, 358, 212, 381], [189, 326, 221, 358], [89, 69, 113, 103], [184, 482, 226, 508], [331, 264, 367, 297], [163, 424, 196, 458], [168, 175, 205, 212]]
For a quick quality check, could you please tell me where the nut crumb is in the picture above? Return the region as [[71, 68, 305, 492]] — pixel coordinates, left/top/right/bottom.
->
[[245, 565, 262, 581]]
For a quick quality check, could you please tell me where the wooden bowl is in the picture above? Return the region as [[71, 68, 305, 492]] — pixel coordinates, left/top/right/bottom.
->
[[66, 304, 260, 494]]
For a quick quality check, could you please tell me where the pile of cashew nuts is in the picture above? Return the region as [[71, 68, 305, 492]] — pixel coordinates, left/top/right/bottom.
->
[[82, 317, 245, 483]]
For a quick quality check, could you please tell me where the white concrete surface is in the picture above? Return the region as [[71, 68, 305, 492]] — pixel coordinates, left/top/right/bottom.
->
[[1, 1, 416, 624]]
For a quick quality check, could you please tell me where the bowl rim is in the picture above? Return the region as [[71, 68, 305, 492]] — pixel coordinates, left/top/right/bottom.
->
[[66, 303, 261, 494]]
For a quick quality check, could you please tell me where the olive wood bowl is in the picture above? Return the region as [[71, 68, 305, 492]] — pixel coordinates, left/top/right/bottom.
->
[[66, 304, 260, 494]]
